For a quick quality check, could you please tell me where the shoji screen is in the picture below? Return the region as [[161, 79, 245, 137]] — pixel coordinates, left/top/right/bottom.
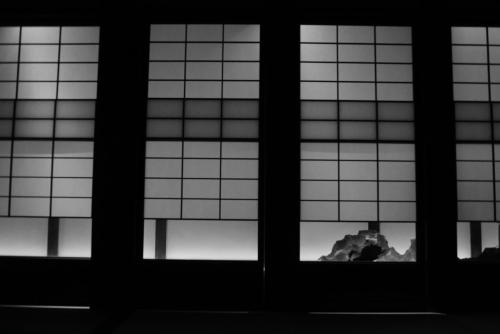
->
[[453, 27, 500, 259], [299, 25, 416, 261], [0, 26, 99, 257], [143, 24, 260, 260]]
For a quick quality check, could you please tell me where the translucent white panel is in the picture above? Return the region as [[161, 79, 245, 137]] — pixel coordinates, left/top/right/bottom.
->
[[301, 25, 337, 43], [186, 62, 222, 80], [301, 121, 337, 139], [58, 218, 91, 258], [379, 162, 415, 180], [145, 159, 181, 178], [340, 122, 376, 140], [223, 120, 259, 138], [339, 161, 377, 180], [145, 179, 181, 198], [184, 142, 220, 158], [340, 202, 377, 221], [339, 83, 375, 100], [455, 102, 490, 121], [376, 26, 412, 44], [53, 159, 93, 177], [224, 62, 259, 80], [12, 158, 51, 177], [452, 27, 487, 44], [302, 101, 337, 120], [377, 83, 413, 101], [224, 43, 259, 61], [52, 198, 91, 217], [53, 141, 93, 159], [301, 82, 337, 100], [187, 43, 222, 60], [339, 143, 377, 160], [222, 142, 258, 158], [457, 222, 471, 259], [457, 161, 493, 180], [489, 28, 500, 44], [374, 145, 403, 169], [494, 144, 500, 160], [59, 63, 98, 81], [0, 197, 8, 214], [18, 82, 57, 99], [57, 101, 95, 119], [222, 160, 258, 179], [149, 43, 185, 61], [301, 161, 338, 180], [184, 120, 220, 138], [0, 63, 18, 80], [151, 25, 185, 41], [16, 100, 54, 118], [0, 101, 14, 119], [187, 24, 222, 41], [300, 222, 368, 261], [183, 159, 219, 178], [0, 141, 11, 156], [60, 45, 99, 62], [148, 99, 183, 118], [340, 181, 377, 200], [20, 45, 59, 62], [225, 25, 260, 42], [456, 122, 491, 140], [379, 182, 415, 201], [13, 140, 51, 157], [452, 46, 487, 63], [379, 122, 414, 140], [143, 219, 155, 259], [185, 81, 221, 98], [221, 200, 257, 219], [0, 120, 12, 137], [182, 199, 219, 218], [0, 158, 11, 176], [11, 197, 50, 216], [15, 120, 52, 137], [340, 102, 375, 121], [457, 202, 494, 221], [379, 202, 416, 221], [490, 66, 500, 83], [0, 83, 16, 99], [379, 223, 415, 255], [338, 44, 374, 62], [454, 84, 489, 101], [150, 62, 185, 80], [339, 63, 374, 81], [61, 27, 99, 43], [300, 63, 337, 81], [0, 27, 20, 43], [453, 65, 488, 82], [166, 220, 258, 260], [224, 82, 259, 99], [301, 44, 337, 61], [21, 27, 59, 43], [301, 143, 338, 160], [0, 177, 9, 196], [457, 181, 493, 201], [377, 64, 413, 82], [52, 178, 92, 197], [147, 120, 183, 137], [481, 223, 499, 250], [491, 84, 500, 101], [56, 120, 94, 138], [11, 177, 50, 196], [301, 201, 338, 220], [58, 82, 97, 99], [0, 218, 47, 256], [339, 26, 373, 43], [223, 100, 259, 119], [183, 179, 219, 198], [222, 180, 258, 199], [488, 46, 500, 62], [144, 199, 180, 218], [378, 102, 414, 121], [301, 180, 338, 200], [456, 143, 492, 160], [377, 45, 413, 63]]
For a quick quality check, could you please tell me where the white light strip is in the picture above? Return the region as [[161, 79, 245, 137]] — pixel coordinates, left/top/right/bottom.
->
[[0, 304, 90, 310]]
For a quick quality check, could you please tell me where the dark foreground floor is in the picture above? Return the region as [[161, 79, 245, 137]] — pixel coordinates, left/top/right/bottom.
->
[[1, 308, 499, 334]]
